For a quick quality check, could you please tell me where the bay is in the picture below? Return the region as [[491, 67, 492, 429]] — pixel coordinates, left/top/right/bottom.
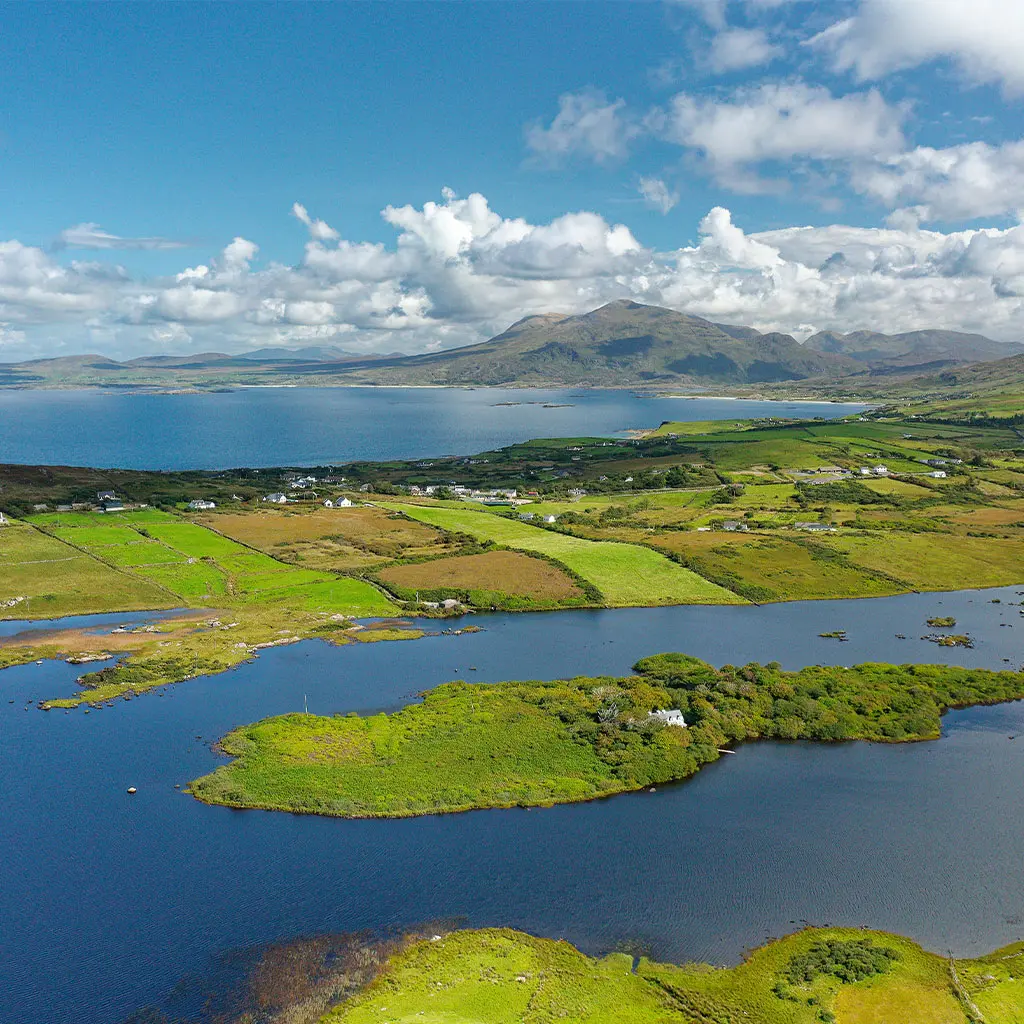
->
[[0, 387, 865, 470], [2, 586, 1023, 1024]]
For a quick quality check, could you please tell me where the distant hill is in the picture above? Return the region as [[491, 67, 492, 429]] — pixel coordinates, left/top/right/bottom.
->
[[346, 300, 858, 386], [2, 301, 1021, 393], [803, 328, 1023, 370]]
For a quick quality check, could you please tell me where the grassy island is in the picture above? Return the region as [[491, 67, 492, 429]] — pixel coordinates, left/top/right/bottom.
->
[[319, 925, 1024, 1024], [190, 654, 1024, 818]]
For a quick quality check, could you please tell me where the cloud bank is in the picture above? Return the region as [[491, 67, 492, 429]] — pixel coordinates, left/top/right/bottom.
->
[[4, 190, 1024, 360]]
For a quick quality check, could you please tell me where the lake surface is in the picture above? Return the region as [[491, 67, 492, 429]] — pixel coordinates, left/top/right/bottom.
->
[[0, 387, 865, 470], [3, 586, 1024, 1024]]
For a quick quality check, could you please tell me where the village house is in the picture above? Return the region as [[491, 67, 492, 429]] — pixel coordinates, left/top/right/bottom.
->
[[324, 497, 353, 508], [722, 520, 748, 532], [542, 514, 558, 524], [263, 493, 288, 504], [101, 499, 125, 512], [649, 709, 687, 728], [97, 490, 118, 502], [187, 499, 216, 511], [928, 470, 947, 479]]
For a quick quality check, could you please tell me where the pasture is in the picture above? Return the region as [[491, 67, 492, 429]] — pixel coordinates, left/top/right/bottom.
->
[[0, 521, 175, 617], [385, 503, 744, 606]]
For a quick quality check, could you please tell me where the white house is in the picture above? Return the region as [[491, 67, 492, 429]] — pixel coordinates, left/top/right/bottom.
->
[[873, 465, 889, 476], [859, 467, 871, 476], [928, 470, 947, 479], [187, 499, 216, 511], [542, 514, 558, 524], [263, 493, 288, 504], [325, 497, 353, 508], [649, 709, 687, 728]]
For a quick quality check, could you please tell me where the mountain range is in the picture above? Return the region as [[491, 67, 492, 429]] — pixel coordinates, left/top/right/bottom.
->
[[0, 299, 1020, 391]]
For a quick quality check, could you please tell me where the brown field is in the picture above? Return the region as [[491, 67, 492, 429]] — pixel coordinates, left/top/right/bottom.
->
[[377, 551, 584, 601], [195, 506, 447, 570], [946, 505, 1024, 528]]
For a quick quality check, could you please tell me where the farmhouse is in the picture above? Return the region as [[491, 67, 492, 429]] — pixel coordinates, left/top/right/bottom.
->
[[324, 497, 353, 508], [794, 521, 835, 533], [722, 520, 748, 532], [928, 470, 947, 479], [649, 709, 687, 728], [542, 514, 558, 524], [263, 493, 288, 504], [101, 499, 124, 512], [97, 490, 118, 501], [188, 499, 216, 511]]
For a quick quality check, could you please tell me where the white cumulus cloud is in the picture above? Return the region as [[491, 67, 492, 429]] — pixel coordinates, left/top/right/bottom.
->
[[3, 190, 1024, 360], [525, 90, 642, 164], [708, 27, 783, 72], [638, 177, 680, 214], [812, 0, 1024, 95], [661, 81, 906, 191]]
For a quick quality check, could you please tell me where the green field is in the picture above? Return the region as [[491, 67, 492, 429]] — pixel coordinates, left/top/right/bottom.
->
[[325, 926, 1024, 1024], [28, 509, 395, 615], [191, 653, 1024, 818], [384, 503, 743, 606], [0, 520, 175, 617], [6, 508, 398, 706]]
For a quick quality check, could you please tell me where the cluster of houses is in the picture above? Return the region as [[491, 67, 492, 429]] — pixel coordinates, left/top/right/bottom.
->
[[406, 484, 527, 506], [262, 492, 353, 508]]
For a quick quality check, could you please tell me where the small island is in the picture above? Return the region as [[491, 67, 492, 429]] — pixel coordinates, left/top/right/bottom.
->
[[189, 654, 1024, 818]]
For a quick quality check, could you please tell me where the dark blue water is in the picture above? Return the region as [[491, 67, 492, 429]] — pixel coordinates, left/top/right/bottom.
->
[[0, 388, 864, 470], [2, 586, 1023, 1024]]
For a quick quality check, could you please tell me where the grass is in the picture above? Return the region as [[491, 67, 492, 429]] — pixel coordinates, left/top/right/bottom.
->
[[383, 503, 744, 606], [7, 509, 398, 706], [377, 550, 587, 607], [190, 653, 1024, 818], [0, 520, 175, 618], [197, 506, 447, 570], [826, 533, 1024, 591], [646, 532, 901, 602], [324, 926, 1024, 1024]]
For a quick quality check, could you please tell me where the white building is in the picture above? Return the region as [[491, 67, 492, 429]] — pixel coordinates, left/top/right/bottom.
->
[[542, 514, 558, 524], [187, 499, 216, 511], [325, 497, 353, 508], [928, 470, 947, 479], [263, 493, 288, 504], [649, 709, 687, 728], [873, 465, 889, 476]]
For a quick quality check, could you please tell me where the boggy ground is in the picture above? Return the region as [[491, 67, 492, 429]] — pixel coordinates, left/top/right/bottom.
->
[[189, 654, 1024, 818]]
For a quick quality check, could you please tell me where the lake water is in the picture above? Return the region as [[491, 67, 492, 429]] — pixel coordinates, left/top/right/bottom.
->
[[3, 586, 1024, 1024], [0, 387, 865, 469]]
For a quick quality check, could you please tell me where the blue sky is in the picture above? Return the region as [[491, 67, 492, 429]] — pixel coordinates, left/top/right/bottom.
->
[[3, 0, 1024, 359]]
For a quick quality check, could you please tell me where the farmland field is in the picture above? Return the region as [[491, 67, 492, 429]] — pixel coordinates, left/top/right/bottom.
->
[[384, 503, 744, 606], [826, 533, 1024, 591], [0, 521, 176, 617], [26, 510, 396, 616], [194, 506, 448, 570], [377, 550, 586, 605]]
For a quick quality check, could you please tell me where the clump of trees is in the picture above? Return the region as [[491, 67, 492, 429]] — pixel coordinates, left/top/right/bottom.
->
[[786, 939, 898, 985]]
